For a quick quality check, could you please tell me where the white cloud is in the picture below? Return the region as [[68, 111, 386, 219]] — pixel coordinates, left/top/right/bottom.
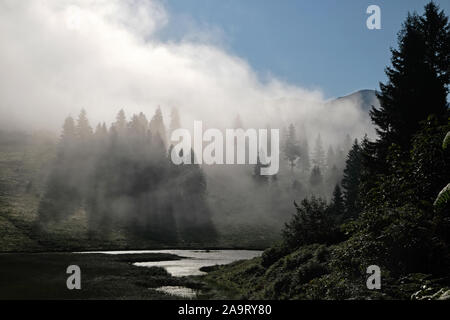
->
[[0, 0, 374, 145]]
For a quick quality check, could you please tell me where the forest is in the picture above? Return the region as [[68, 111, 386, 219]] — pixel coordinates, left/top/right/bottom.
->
[[201, 2, 450, 300], [0, 0, 448, 301], [36, 107, 217, 244], [30, 99, 356, 247]]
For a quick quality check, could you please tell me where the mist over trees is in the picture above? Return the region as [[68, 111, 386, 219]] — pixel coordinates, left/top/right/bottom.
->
[[35, 101, 359, 246], [38, 108, 216, 244], [261, 2, 450, 298]]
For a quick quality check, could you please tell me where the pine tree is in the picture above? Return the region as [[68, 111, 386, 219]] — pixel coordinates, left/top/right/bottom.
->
[[38, 117, 81, 223], [76, 109, 93, 142], [370, 2, 449, 163], [329, 184, 345, 218], [284, 124, 301, 172], [341, 139, 362, 218], [149, 106, 167, 148], [114, 109, 127, 134]]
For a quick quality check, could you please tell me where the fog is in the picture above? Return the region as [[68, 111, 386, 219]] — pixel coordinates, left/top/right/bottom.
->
[[0, 0, 374, 145], [0, 0, 378, 243]]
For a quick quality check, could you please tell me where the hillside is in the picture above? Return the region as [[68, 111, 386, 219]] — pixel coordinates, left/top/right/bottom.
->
[[330, 89, 380, 112]]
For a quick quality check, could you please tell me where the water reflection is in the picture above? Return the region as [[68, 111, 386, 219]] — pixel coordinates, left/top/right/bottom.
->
[[153, 286, 197, 299], [133, 250, 261, 277], [82, 249, 262, 277]]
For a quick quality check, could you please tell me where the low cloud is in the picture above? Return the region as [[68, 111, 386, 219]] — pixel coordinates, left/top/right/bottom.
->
[[0, 0, 374, 145]]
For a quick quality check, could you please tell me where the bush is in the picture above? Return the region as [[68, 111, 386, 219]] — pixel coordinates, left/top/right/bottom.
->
[[282, 197, 338, 249], [261, 243, 290, 268]]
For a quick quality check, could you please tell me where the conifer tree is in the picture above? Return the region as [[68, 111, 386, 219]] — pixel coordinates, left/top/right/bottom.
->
[[114, 109, 127, 134], [284, 124, 301, 172], [149, 106, 167, 148], [370, 2, 449, 163], [329, 184, 345, 218], [76, 109, 93, 142], [341, 139, 362, 218]]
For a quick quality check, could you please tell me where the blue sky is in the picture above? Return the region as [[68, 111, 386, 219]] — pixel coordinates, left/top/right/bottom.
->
[[160, 0, 450, 99]]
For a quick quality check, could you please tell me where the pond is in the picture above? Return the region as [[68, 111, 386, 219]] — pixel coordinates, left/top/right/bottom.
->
[[85, 249, 262, 298], [89, 249, 262, 277]]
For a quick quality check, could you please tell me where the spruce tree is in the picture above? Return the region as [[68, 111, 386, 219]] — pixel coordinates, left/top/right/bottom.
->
[[284, 124, 301, 172], [76, 109, 93, 142], [370, 2, 449, 163], [114, 109, 127, 134], [329, 184, 345, 218], [149, 106, 167, 148], [341, 139, 362, 218]]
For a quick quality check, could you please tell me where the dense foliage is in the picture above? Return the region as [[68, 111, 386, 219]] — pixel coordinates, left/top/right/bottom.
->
[[205, 2, 450, 300]]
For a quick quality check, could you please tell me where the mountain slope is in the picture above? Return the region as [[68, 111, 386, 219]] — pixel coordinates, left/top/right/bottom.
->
[[331, 89, 380, 112]]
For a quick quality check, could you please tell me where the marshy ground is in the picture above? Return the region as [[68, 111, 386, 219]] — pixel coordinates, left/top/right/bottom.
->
[[0, 252, 207, 299]]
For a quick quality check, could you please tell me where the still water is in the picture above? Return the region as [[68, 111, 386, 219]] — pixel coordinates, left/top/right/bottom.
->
[[133, 250, 262, 276], [88, 249, 262, 277], [87, 249, 262, 298]]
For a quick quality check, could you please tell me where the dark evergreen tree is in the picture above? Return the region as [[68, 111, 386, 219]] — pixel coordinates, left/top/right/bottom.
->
[[329, 184, 345, 218], [341, 139, 362, 218], [370, 2, 449, 165], [283, 197, 337, 249], [38, 116, 81, 223]]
